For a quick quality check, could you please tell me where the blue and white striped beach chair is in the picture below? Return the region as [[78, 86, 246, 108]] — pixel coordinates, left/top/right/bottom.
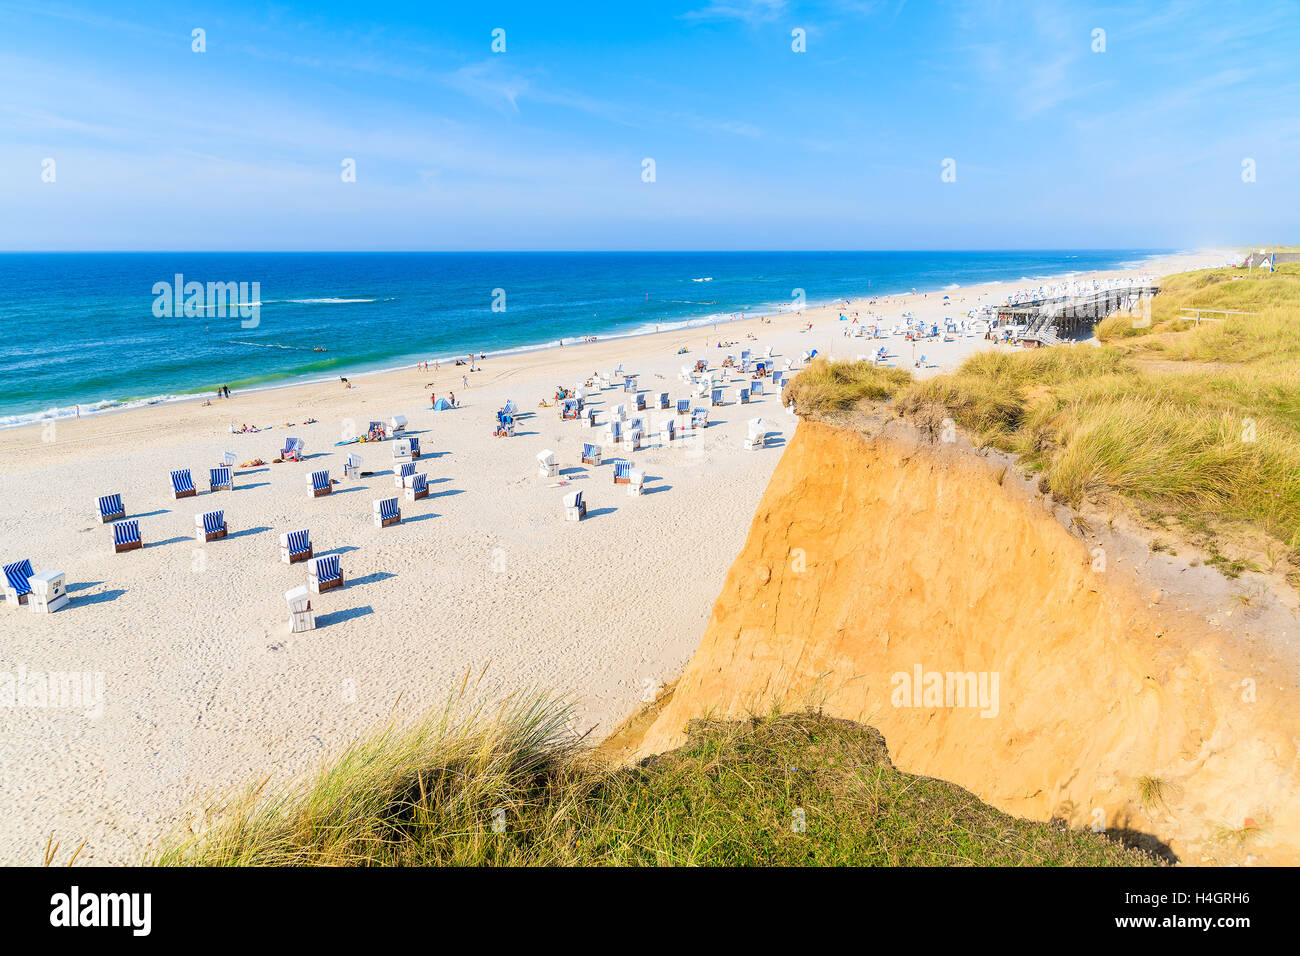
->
[[405, 472, 429, 501], [408, 437, 421, 460], [170, 468, 196, 499], [604, 419, 623, 445], [585, 406, 598, 427], [196, 509, 228, 542], [308, 554, 344, 594], [691, 407, 709, 429], [623, 375, 637, 392], [711, 387, 724, 407], [113, 519, 142, 553], [660, 419, 675, 443], [393, 438, 414, 462], [738, 386, 750, 404], [344, 453, 363, 479], [3, 559, 34, 607], [219, 451, 237, 469], [395, 461, 416, 488], [658, 391, 670, 409], [582, 442, 602, 466], [750, 379, 764, 396], [634, 391, 647, 410], [564, 489, 586, 521], [280, 529, 312, 564], [96, 493, 125, 524], [282, 437, 303, 461], [373, 496, 402, 528], [209, 466, 233, 492], [613, 460, 632, 485], [307, 470, 331, 498], [676, 398, 691, 416]]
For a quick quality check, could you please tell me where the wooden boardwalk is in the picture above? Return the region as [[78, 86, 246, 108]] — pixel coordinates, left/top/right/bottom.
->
[[996, 285, 1160, 341]]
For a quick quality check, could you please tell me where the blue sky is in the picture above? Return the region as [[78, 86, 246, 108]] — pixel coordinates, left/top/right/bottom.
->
[[2, 0, 1298, 250]]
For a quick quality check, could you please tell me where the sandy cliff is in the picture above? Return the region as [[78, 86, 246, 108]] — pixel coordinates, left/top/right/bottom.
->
[[639, 418, 1300, 864]]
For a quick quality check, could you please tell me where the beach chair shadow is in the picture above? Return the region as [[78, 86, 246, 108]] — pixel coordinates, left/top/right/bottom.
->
[[427, 476, 452, 485], [349, 571, 397, 587], [403, 512, 439, 523], [66, 580, 103, 593], [228, 525, 272, 539], [586, 506, 618, 518], [73, 588, 126, 606], [428, 489, 464, 499], [316, 605, 375, 628], [316, 545, 360, 558], [235, 467, 270, 476], [644, 484, 673, 495], [147, 536, 191, 548], [514, 430, 539, 437], [329, 485, 367, 495], [559, 466, 587, 476], [237, 481, 271, 490], [132, 509, 171, 519]]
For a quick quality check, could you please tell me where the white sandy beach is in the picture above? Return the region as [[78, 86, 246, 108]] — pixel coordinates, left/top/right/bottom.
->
[[0, 249, 1233, 864]]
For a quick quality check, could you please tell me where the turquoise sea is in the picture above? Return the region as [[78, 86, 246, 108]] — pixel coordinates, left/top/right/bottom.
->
[[0, 250, 1169, 425]]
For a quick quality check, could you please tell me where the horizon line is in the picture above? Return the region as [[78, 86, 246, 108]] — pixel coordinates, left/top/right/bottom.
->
[[0, 246, 1192, 255]]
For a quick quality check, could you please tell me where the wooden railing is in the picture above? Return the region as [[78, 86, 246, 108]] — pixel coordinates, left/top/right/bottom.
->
[[1176, 308, 1259, 324]]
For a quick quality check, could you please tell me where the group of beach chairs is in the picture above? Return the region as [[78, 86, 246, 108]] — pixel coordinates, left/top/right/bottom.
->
[[72, 410, 430, 626], [540, 349, 790, 520]]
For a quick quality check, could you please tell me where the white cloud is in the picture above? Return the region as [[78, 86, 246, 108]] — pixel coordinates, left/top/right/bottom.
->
[[681, 0, 790, 25]]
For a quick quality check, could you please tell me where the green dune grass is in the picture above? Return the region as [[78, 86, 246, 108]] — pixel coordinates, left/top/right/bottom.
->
[[152, 698, 1158, 867]]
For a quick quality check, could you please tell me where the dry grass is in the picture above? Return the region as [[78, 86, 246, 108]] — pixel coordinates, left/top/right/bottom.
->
[[782, 357, 912, 412], [788, 263, 1300, 579]]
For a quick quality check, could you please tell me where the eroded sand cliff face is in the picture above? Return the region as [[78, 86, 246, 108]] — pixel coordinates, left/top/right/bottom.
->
[[639, 419, 1300, 864]]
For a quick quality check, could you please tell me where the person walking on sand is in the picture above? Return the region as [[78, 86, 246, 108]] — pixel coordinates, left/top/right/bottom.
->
[[462, 375, 468, 389], [449, 391, 456, 407]]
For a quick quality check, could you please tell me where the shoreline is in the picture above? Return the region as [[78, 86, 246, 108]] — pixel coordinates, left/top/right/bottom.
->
[[0, 248, 1226, 431], [0, 246, 1237, 864]]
